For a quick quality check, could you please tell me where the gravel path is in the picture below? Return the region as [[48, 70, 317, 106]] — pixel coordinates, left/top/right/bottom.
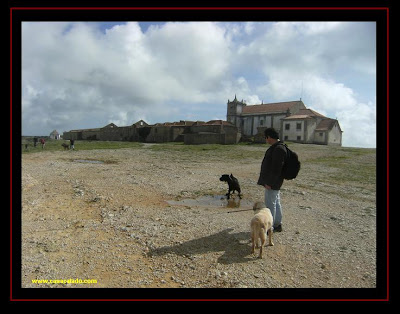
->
[[21, 143, 376, 289]]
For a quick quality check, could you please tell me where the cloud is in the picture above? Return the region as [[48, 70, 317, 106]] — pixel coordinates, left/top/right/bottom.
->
[[304, 77, 376, 148], [21, 21, 376, 147], [22, 22, 235, 132], [233, 22, 376, 147]]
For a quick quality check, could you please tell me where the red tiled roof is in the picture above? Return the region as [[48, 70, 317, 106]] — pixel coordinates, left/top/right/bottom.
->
[[155, 120, 198, 126], [315, 119, 337, 131], [154, 120, 235, 127], [297, 108, 327, 118], [283, 114, 313, 120], [283, 108, 327, 120], [205, 120, 234, 126], [242, 100, 304, 114]]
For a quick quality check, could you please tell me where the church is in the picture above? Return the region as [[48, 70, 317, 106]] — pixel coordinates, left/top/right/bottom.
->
[[227, 95, 342, 146]]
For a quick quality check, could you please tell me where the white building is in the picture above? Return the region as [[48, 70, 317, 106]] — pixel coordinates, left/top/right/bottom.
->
[[49, 130, 60, 140], [227, 95, 342, 146]]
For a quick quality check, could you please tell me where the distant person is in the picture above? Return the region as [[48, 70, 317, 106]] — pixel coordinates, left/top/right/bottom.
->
[[40, 138, 45, 149], [33, 137, 38, 148], [70, 139, 75, 150], [257, 128, 287, 232]]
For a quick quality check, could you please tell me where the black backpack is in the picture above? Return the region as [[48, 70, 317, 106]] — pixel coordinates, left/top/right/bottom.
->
[[279, 143, 301, 180]]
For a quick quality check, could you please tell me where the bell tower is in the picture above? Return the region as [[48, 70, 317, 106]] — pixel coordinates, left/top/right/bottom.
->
[[227, 95, 246, 129]]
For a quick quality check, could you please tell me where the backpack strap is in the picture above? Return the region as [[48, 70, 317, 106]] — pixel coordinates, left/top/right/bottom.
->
[[275, 142, 289, 159]]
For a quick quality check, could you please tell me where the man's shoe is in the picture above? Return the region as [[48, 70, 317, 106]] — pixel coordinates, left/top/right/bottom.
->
[[274, 224, 282, 232]]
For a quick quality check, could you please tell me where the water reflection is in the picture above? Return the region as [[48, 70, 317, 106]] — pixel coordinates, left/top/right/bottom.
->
[[167, 195, 252, 209]]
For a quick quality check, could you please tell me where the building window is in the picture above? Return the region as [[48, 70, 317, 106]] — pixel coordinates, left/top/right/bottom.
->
[[319, 132, 323, 136], [296, 122, 302, 130], [297, 136, 301, 141], [285, 124, 290, 130], [284, 135, 288, 141], [260, 119, 264, 126]]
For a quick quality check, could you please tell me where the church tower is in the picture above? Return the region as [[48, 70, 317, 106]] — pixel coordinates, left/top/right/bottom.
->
[[226, 95, 246, 130]]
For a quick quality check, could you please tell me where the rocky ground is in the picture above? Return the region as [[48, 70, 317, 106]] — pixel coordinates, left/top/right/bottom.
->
[[21, 142, 376, 292]]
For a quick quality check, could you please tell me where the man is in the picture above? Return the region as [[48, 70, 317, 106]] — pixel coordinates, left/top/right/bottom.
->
[[257, 128, 287, 232]]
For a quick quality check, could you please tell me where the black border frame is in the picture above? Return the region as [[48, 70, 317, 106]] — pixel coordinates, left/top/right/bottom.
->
[[9, 3, 390, 302]]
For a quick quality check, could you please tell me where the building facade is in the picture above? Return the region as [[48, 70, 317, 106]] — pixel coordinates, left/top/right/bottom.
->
[[62, 96, 342, 146], [49, 129, 60, 140], [62, 119, 240, 145], [227, 95, 342, 146]]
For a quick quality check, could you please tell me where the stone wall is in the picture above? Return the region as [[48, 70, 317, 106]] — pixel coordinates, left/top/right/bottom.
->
[[63, 120, 240, 145]]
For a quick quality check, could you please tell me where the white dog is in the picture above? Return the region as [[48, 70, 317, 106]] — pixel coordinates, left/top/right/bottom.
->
[[250, 201, 274, 258]]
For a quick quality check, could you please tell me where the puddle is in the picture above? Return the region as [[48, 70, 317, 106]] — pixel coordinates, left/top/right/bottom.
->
[[167, 195, 253, 209], [73, 159, 104, 164]]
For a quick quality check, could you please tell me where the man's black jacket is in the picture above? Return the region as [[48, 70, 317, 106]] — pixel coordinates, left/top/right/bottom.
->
[[257, 141, 287, 190]]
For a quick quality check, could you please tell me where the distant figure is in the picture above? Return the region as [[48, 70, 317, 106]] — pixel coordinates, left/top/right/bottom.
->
[[70, 139, 75, 150], [33, 137, 38, 148], [40, 138, 45, 149]]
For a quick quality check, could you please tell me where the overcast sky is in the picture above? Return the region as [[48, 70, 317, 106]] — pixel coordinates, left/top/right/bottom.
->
[[21, 21, 376, 147]]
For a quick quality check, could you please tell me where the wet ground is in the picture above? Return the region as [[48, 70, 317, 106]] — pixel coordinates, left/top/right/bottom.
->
[[167, 194, 253, 209], [73, 159, 105, 164]]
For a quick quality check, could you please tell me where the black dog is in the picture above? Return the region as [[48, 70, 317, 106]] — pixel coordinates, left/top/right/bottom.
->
[[220, 174, 242, 199]]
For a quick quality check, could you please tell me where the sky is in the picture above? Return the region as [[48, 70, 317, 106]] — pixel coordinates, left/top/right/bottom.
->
[[21, 21, 376, 147]]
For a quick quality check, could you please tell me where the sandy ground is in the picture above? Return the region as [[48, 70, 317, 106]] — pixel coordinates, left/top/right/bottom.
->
[[21, 143, 376, 290]]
